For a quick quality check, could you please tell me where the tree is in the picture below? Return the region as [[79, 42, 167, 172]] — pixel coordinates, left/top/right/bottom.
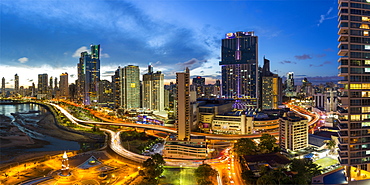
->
[[194, 164, 217, 185], [241, 169, 257, 185], [259, 133, 278, 154], [290, 158, 322, 184], [234, 138, 258, 155], [140, 154, 165, 185], [326, 139, 336, 154]]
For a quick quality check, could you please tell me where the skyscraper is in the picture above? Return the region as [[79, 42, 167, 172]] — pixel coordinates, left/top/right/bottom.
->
[[123, 65, 140, 109], [142, 64, 164, 111], [338, 0, 370, 177], [77, 44, 100, 105], [1, 77, 5, 97], [112, 65, 140, 109], [176, 67, 191, 141], [261, 58, 282, 109], [14, 74, 19, 94], [192, 76, 205, 99], [219, 31, 258, 99], [59, 73, 69, 99], [37, 73, 48, 99]]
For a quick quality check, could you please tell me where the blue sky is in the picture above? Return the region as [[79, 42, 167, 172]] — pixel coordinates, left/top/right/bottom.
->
[[1, 0, 340, 87]]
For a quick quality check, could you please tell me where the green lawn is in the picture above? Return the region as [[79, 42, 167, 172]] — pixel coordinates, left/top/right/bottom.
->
[[159, 167, 197, 185], [314, 157, 339, 169]]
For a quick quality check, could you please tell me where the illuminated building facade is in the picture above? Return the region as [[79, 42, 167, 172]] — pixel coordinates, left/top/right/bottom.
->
[[123, 65, 140, 109], [37, 73, 48, 99], [142, 64, 164, 111], [285, 72, 296, 97], [279, 114, 308, 151], [192, 76, 205, 98], [59, 72, 69, 99], [338, 0, 370, 176], [220, 31, 258, 99], [176, 67, 191, 141], [77, 44, 100, 105], [261, 58, 282, 109]]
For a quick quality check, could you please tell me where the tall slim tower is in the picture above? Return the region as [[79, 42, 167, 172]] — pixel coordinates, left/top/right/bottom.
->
[[142, 64, 165, 111], [14, 74, 19, 94], [219, 31, 258, 99], [77, 44, 100, 105], [176, 68, 191, 141], [60, 73, 69, 99], [1, 77, 5, 97], [261, 58, 282, 109], [338, 0, 370, 178]]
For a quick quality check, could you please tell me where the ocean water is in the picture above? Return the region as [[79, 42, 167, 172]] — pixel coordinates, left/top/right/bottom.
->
[[0, 103, 80, 153]]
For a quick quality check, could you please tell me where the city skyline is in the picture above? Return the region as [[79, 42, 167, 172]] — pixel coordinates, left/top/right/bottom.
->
[[2, 0, 339, 88]]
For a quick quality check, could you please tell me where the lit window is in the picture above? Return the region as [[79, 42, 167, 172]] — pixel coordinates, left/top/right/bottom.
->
[[366, 68, 370, 72], [360, 24, 370, 29], [366, 45, 370, 50], [363, 107, 370, 113], [365, 60, 370, 65], [363, 17, 370, 22], [366, 31, 370, 36]]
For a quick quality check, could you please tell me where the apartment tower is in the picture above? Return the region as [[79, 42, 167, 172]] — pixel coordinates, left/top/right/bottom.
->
[[142, 64, 164, 111], [176, 67, 191, 141], [59, 72, 69, 99], [338, 0, 370, 177], [219, 31, 258, 99]]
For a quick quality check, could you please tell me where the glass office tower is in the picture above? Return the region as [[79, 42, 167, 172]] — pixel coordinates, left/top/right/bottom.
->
[[338, 0, 370, 178], [219, 31, 258, 99]]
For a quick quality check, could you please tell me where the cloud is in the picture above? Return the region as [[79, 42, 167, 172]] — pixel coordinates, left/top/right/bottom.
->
[[279, 60, 296, 64], [101, 53, 110, 58], [316, 54, 326, 58], [318, 7, 336, 26], [309, 61, 332, 67], [72, 46, 88, 58], [177, 58, 207, 70], [295, 54, 312, 60], [324, 48, 335, 52], [18, 57, 29, 63]]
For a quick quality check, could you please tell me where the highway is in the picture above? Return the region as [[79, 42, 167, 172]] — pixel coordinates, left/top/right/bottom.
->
[[51, 102, 278, 140]]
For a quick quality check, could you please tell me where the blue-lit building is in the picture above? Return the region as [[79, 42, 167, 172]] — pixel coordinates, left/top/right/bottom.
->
[[220, 31, 258, 99], [77, 44, 100, 105]]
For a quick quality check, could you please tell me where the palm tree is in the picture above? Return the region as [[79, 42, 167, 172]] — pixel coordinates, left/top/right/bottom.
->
[[326, 139, 336, 154]]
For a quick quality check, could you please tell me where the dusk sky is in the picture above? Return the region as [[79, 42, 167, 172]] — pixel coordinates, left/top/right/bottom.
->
[[1, 0, 340, 88]]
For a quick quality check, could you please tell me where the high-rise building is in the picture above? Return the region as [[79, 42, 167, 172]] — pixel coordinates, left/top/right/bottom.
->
[[261, 58, 282, 109], [220, 31, 258, 99], [279, 113, 308, 151], [77, 45, 100, 105], [142, 64, 164, 111], [1, 77, 5, 97], [59, 73, 69, 99], [112, 66, 140, 109], [338, 0, 370, 176], [98, 80, 113, 106], [176, 67, 191, 141], [37, 73, 48, 99], [14, 74, 19, 94], [192, 76, 205, 99], [112, 67, 123, 108], [123, 65, 140, 109], [285, 72, 296, 97]]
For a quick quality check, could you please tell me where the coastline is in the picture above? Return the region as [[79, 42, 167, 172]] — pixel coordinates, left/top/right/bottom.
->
[[0, 103, 105, 165]]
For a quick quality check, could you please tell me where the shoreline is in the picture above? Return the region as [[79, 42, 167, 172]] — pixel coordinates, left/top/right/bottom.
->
[[0, 104, 105, 165]]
